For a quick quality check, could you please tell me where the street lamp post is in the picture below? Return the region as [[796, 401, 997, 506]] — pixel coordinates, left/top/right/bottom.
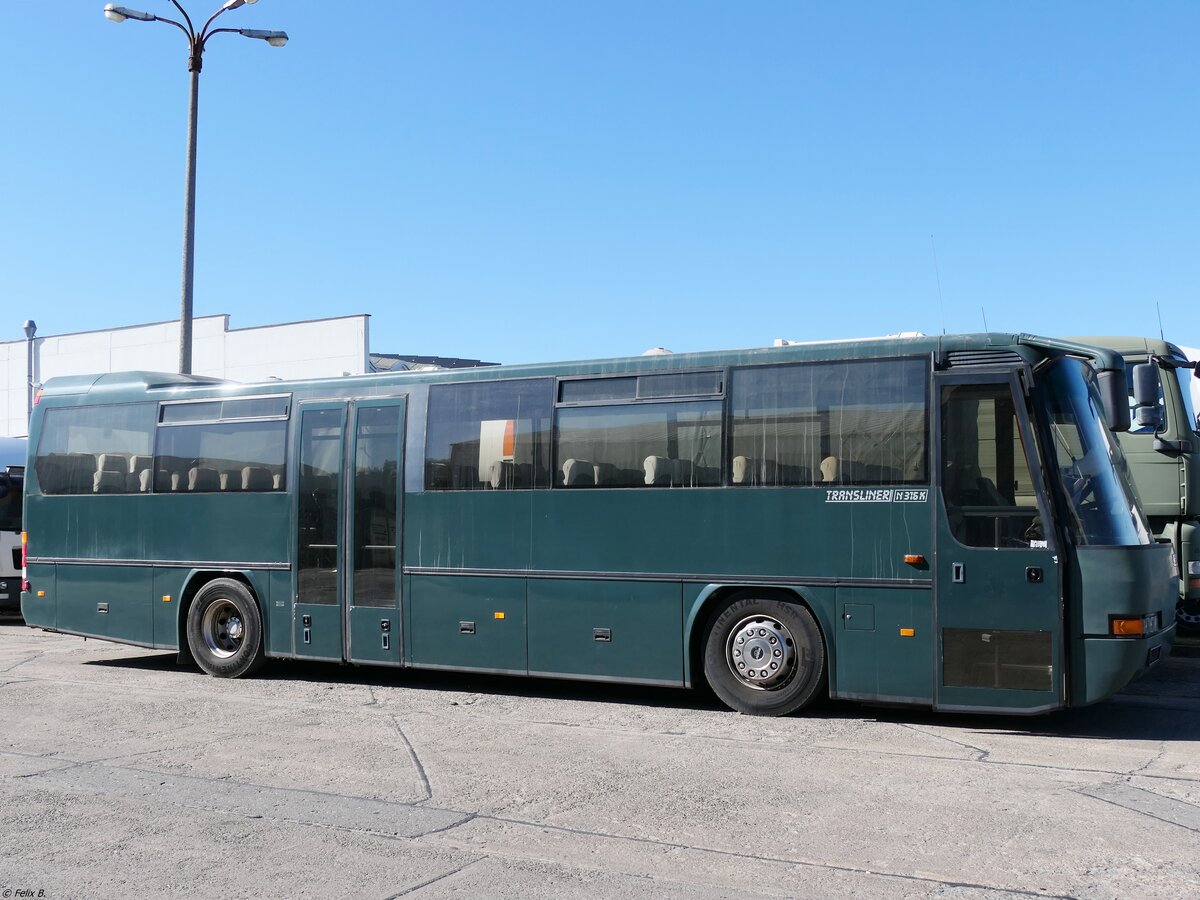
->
[[23, 320, 37, 425], [103, 2, 287, 375]]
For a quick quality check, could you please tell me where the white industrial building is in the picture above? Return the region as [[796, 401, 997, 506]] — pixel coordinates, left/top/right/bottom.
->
[[0, 314, 495, 439]]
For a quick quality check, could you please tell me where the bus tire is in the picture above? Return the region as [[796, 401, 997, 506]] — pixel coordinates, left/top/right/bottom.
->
[[186, 579, 266, 678], [702, 594, 825, 716]]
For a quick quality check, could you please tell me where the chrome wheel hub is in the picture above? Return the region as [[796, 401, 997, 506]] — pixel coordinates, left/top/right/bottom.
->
[[201, 599, 243, 659], [727, 614, 796, 690]]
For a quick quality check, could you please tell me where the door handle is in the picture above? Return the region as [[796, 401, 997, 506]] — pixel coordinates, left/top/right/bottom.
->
[[952, 562, 965, 583]]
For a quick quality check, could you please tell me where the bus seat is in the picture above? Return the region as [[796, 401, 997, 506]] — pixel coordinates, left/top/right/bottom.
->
[[488, 460, 514, 489], [242, 466, 273, 492], [188, 466, 220, 492], [425, 462, 451, 489], [644, 456, 668, 485], [562, 458, 595, 487], [97, 453, 129, 473], [93, 454, 127, 493], [67, 453, 97, 493], [93, 470, 125, 493], [819, 456, 840, 482], [592, 462, 620, 486], [732, 456, 778, 485], [644, 456, 694, 486], [732, 456, 754, 484], [128, 455, 153, 492]]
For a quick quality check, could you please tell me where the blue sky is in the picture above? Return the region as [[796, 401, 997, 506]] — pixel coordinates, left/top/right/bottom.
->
[[1, 2, 1197, 364]]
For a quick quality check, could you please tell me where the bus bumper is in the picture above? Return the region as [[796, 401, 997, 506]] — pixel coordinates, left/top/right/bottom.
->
[[1071, 626, 1175, 707]]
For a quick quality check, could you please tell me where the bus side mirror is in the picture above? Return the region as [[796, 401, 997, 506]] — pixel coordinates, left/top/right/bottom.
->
[[1130, 364, 1162, 431], [1098, 369, 1131, 432]]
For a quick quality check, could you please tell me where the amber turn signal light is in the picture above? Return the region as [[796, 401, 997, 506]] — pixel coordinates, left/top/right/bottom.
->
[[1110, 614, 1157, 636]]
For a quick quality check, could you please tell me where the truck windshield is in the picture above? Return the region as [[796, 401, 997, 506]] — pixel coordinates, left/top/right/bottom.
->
[[1171, 365, 1200, 436], [1037, 358, 1152, 547]]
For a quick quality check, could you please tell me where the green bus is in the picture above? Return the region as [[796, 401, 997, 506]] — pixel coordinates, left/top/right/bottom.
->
[[1071, 336, 1200, 635], [20, 332, 1175, 716]]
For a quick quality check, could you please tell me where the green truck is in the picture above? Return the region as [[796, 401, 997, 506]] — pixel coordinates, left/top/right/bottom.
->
[[1073, 337, 1200, 634]]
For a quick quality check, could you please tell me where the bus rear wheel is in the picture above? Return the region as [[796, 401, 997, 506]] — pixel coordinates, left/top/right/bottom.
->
[[186, 579, 266, 678], [702, 594, 825, 716]]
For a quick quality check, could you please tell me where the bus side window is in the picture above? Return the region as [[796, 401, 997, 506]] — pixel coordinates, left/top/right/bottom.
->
[[729, 359, 927, 487], [424, 379, 553, 491], [33, 404, 156, 495]]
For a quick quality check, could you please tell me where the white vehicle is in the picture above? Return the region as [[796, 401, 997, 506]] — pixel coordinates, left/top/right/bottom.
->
[[0, 437, 26, 617]]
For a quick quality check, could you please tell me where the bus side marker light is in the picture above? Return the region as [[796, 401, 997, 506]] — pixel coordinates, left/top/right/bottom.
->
[[903, 555, 925, 565], [899, 627, 915, 637], [162, 595, 172, 603], [37, 590, 45, 598], [494, 611, 505, 619]]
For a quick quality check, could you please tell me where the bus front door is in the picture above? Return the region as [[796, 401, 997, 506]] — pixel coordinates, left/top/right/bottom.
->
[[345, 399, 405, 667], [934, 374, 1064, 713]]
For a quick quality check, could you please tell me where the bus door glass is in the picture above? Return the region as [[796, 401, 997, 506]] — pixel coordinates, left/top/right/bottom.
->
[[346, 398, 405, 666], [934, 372, 1063, 712], [294, 403, 346, 660]]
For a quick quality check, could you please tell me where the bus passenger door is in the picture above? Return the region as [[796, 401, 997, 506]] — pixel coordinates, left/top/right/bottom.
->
[[345, 398, 405, 666], [293, 403, 346, 660], [934, 373, 1064, 713]]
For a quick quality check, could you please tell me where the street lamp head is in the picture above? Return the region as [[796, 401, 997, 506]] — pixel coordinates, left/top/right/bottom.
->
[[238, 29, 289, 47], [103, 4, 156, 23], [222, 0, 259, 10]]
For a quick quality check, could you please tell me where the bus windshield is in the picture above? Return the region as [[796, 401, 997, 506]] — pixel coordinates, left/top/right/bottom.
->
[[1038, 358, 1152, 547], [0, 474, 22, 533]]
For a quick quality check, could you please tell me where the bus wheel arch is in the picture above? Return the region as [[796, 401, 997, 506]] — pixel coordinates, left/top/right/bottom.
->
[[182, 575, 267, 678], [694, 587, 827, 716]]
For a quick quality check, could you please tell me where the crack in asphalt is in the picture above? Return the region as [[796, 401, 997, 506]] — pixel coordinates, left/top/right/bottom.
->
[[383, 859, 484, 898], [390, 714, 433, 804]]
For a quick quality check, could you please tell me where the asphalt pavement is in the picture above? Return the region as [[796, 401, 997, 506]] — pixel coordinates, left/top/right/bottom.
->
[[2, 621, 1198, 898]]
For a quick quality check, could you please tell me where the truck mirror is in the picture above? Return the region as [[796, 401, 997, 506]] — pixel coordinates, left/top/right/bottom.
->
[[1130, 364, 1162, 431], [1098, 369, 1131, 432]]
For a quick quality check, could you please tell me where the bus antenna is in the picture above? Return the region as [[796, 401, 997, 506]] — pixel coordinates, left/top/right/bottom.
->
[[981, 307, 989, 331], [1157, 302, 1164, 341], [930, 234, 946, 335]]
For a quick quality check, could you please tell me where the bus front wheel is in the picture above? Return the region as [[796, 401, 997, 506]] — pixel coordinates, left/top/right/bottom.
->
[[186, 579, 266, 678], [702, 594, 825, 716]]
